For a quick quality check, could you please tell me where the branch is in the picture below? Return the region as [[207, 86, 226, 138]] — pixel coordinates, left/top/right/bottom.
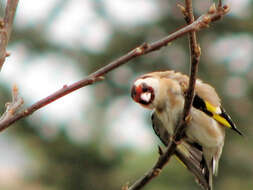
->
[[0, 0, 19, 69], [127, 3, 228, 190], [0, 5, 229, 133], [174, 0, 200, 139]]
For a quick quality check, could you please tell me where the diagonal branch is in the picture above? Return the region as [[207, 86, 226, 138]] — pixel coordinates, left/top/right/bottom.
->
[[0, 5, 229, 133], [0, 0, 19, 69], [126, 3, 228, 190]]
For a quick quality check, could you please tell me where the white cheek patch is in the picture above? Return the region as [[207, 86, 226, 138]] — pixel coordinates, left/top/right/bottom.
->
[[134, 79, 145, 86], [134, 77, 159, 94], [140, 92, 151, 102]]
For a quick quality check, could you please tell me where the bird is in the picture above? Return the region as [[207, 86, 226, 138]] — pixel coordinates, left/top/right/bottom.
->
[[131, 70, 242, 190]]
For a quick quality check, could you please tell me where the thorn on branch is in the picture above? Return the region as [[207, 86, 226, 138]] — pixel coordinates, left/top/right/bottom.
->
[[23, 109, 29, 115], [209, 4, 230, 23], [12, 84, 19, 101], [191, 4, 230, 31], [0, 19, 4, 28], [89, 76, 105, 85], [0, 84, 24, 123], [178, 3, 192, 24], [202, 16, 211, 28], [94, 76, 105, 82], [194, 44, 201, 57], [208, 3, 217, 14], [133, 43, 149, 56], [134, 47, 143, 55], [177, 4, 187, 17]]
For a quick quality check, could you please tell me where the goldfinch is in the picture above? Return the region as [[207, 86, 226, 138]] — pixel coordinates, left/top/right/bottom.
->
[[131, 70, 242, 190]]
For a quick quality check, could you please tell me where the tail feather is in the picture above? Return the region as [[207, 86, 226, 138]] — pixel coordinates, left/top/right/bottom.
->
[[151, 112, 210, 189], [213, 158, 219, 176], [175, 144, 210, 190], [199, 155, 212, 190], [208, 168, 213, 190], [202, 147, 223, 190], [208, 158, 214, 190], [213, 145, 223, 176]]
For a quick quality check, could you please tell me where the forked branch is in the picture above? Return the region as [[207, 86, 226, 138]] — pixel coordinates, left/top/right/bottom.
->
[[0, 4, 229, 135]]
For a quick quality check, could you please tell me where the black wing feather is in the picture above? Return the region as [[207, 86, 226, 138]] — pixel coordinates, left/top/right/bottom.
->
[[193, 95, 243, 136]]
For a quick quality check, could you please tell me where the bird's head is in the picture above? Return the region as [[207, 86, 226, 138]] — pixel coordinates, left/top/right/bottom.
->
[[131, 77, 159, 109]]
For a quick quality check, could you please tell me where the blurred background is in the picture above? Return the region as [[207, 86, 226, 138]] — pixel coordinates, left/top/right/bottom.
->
[[0, 0, 252, 189]]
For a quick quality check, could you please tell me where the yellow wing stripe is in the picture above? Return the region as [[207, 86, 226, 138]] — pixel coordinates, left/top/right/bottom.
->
[[212, 114, 231, 128], [204, 100, 231, 128], [205, 101, 221, 114]]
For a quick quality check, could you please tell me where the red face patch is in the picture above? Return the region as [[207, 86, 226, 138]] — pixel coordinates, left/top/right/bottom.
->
[[131, 83, 154, 105], [131, 85, 142, 102]]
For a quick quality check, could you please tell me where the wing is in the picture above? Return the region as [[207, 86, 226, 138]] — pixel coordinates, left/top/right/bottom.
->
[[151, 112, 210, 189], [192, 94, 243, 136], [151, 111, 170, 146]]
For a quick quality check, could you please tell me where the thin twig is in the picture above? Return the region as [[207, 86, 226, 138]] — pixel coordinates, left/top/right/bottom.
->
[[127, 3, 227, 190], [0, 5, 229, 133], [0, 0, 19, 69], [174, 0, 200, 139]]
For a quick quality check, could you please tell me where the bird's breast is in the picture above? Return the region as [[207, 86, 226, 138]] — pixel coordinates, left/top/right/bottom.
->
[[155, 106, 182, 135]]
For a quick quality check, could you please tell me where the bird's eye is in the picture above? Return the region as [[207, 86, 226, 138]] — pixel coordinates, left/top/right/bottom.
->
[[142, 87, 148, 92], [142, 83, 149, 92]]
